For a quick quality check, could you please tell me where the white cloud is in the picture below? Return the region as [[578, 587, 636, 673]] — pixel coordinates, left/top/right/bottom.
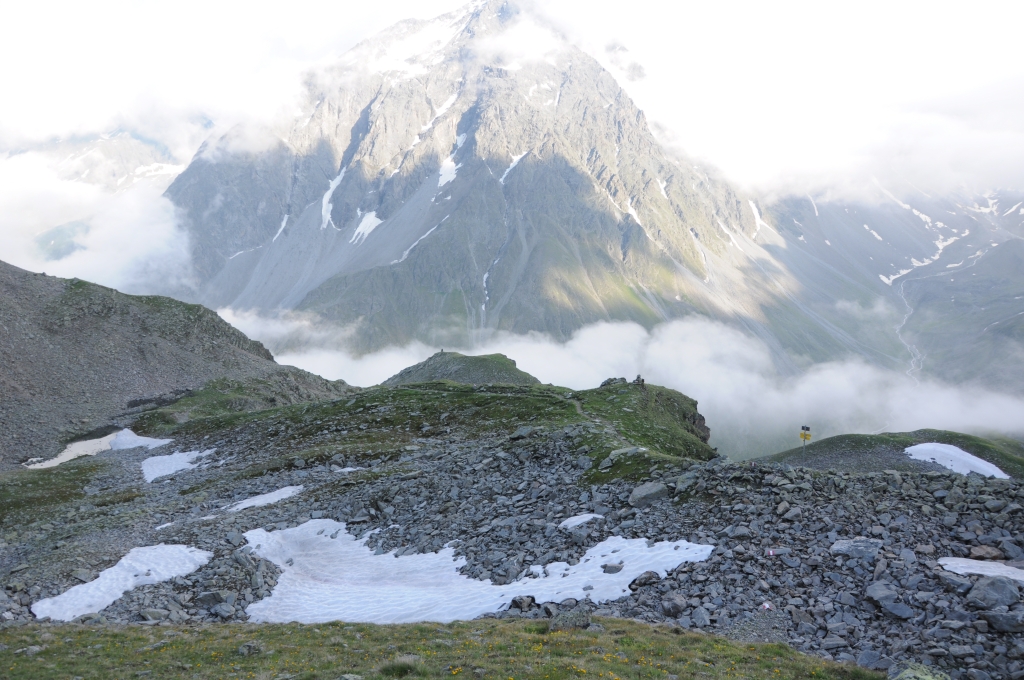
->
[[0, 151, 192, 294], [223, 311, 1024, 460]]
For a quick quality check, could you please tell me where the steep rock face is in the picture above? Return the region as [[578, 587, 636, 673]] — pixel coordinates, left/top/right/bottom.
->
[[0, 260, 347, 467], [164, 0, 1024, 392], [166, 2, 777, 351]]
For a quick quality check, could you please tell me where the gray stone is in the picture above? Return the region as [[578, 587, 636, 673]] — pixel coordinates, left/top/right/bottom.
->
[[982, 610, 1024, 632], [865, 581, 899, 605], [628, 571, 660, 591], [139, 608, 169, 621], [692, 606, 711, 628], [967, 576, 1019, 609], [821, 636, 848, 650], [70, 569, 92, 583], [237, 641, 262, 656], [196, 590, 232, 607], [575, 456, 592, 470], [661, 594, 687, 618], [855, 649, 882, 669], [830, 537, 883, 559], [881, 601, 914, 619], [601, 563, 623, 574], [548, 607, 590, 632], [628, 482, 668, 507], [938, 571, 973, 595], [210, 602, 235, 618], [509, 426, 535, 441], [782, 507, 803, 521]]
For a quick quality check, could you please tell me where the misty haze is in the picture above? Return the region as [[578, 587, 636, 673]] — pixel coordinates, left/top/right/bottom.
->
[[2, 1, 1024, 676]]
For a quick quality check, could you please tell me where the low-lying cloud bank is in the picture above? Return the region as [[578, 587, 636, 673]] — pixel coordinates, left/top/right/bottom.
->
[[221, 310, 1024, 461]]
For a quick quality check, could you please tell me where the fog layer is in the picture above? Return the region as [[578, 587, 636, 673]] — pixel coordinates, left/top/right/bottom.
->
[[222, 310, 1024, 460]]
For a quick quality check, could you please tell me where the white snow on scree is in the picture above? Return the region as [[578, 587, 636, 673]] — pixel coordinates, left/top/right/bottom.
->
[[905, 443, 1009, 478], [558, 514, 603, 530], [938, 558, 1024, 585], [350, 211, 383, 245], [228, 486, 303, 512], [438, 157, 461, 187], [26, 429, 171, 469], [141, 449, 215, 483], [243, 519, 713, 624], [31, 545, 211, 622]]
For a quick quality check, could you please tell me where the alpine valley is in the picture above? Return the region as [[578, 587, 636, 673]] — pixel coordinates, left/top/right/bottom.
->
[[3, 2, 1024, 680]]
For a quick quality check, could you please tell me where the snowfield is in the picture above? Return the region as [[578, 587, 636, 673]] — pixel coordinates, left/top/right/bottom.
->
[[141, 449, 215, 483], [905, 443, 1009, 478], [31, 545, 211, 622], [227, 486, 304, 512], [26, 429, 171, 469], [243, 519, 712, 624]]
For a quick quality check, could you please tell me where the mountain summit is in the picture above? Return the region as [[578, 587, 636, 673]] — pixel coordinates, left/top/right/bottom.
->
[[166, 0, 1024, 391], [167, 1, 770, 350]]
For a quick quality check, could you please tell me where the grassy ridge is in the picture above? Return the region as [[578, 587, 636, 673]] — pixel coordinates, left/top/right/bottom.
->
[[0, 618, 881, 680], [768, 429, 1024, 478]]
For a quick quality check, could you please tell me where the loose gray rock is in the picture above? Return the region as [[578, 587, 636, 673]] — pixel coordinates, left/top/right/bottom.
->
[[982, 610, 1024, 632], [548, 607, 590, 632], [967, 576, 1019, 609], [628, 482, 668, 507], [830, 537, 883, 559]]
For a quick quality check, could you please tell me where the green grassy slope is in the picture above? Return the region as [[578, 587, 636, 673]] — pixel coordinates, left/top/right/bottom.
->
[[767, 429, 1024, 478]]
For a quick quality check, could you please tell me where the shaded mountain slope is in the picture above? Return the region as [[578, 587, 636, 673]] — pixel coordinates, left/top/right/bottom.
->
[[0, 260, 350, 468]]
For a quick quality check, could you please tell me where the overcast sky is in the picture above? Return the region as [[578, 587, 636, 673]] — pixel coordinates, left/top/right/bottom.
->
[[2, 0, 1023, 194]]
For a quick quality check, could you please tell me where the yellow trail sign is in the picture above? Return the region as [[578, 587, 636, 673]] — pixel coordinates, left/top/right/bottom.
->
[[800, 431, 812, 441]]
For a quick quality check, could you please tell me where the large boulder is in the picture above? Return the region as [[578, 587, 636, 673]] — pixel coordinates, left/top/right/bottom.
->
[[967, 576, 1020, 609], [628, 482, 668, 507], [982, 610, 1024, 632], [830, 537, 883, 560]]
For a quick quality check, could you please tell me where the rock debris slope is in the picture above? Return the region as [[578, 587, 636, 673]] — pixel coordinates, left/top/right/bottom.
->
[[3, 365, 1024, 677], [0, 260, 350, 468]]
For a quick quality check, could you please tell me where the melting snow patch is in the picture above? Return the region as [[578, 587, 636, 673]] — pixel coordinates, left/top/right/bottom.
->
[[31, 545, 211, 621], [438, 157, 461, 187], [905, 443, 1008, 478], [228, 486, 304, 513], [243, 520, 712, 624], [748, 201, 773, 237], [141, 449, 215, 483], [938, 558, 1024, 585], [26, 430, 171, 469], [499, 152, 528, 185], [392, 225, 438, 264], [320, 169, 346, 230], [350, 211, 383, 245], [558, 514, 603, 530], [273, 215, 289, 242]]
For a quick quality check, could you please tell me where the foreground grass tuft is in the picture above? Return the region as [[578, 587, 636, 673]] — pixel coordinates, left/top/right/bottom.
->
[[0, 618, 882, 679]]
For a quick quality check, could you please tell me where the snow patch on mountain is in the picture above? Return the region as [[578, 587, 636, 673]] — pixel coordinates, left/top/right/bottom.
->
[[320, 169, 346, 230], [141, 449, 215, 483], [905, 443, 1008, 478], [438, 156, 461, 187], [228, 485, 304, 513], [25, 430, 171, 469], [350, 212, 383, 245], [499, 152, 528, 185]]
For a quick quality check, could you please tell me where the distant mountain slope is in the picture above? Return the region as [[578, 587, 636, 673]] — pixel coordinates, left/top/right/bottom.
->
[[382, 351, 539, 386], [0, 260, 350, 468], [161, 0, 1024, 392]]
